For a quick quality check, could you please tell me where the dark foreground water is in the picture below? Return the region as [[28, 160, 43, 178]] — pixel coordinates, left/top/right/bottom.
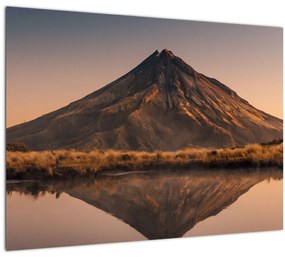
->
[[6, 168, 283, 250]]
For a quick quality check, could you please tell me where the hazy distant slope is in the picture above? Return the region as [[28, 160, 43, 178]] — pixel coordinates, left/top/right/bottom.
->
[[7, 49, 283, 150]]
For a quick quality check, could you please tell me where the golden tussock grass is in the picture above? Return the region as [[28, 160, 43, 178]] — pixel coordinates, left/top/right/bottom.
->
[[6, 143, 283, 179]]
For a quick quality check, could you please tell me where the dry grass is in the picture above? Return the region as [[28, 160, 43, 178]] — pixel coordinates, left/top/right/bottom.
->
[[6, 143, 283, 179]]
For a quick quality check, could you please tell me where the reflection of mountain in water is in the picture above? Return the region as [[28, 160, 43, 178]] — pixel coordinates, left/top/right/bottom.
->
[[6, 170, 282, 239]]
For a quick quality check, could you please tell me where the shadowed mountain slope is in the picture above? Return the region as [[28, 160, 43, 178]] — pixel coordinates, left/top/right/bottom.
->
[[7, 49, 283, 150]]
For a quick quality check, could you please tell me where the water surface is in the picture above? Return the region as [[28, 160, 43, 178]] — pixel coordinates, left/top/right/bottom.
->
[[6, 168, 283, 250]]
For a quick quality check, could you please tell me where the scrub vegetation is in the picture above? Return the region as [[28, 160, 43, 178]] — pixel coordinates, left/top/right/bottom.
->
[[6, 141, 283, 180]]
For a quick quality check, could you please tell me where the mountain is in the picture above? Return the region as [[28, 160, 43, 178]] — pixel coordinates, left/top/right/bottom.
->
[[7, 49, 283, 151]]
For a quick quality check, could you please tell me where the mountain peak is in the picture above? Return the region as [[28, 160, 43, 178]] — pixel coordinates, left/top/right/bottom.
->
[[159, 49, 175, 58]]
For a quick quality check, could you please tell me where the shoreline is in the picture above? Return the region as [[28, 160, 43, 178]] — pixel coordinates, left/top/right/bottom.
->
[[6, 143, 283, 180]]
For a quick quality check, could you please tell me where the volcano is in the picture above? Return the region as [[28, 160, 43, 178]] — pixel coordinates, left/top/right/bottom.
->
[[7, 49, 283, 151]]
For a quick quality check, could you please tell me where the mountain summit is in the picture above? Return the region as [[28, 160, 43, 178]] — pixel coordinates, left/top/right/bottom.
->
[[7, 49, 283, 151]]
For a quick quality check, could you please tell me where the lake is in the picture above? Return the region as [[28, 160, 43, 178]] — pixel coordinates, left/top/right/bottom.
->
[[6, 168, 283, 250]]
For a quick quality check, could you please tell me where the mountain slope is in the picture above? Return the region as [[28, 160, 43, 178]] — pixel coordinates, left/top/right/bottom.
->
[[7, 49, 283, 151]]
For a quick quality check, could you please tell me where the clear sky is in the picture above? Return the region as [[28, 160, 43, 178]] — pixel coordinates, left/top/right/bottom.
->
[[6, 7, 283, 127]]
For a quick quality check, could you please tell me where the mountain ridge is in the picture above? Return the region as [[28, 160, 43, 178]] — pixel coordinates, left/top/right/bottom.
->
[[7, 49, 283, 151]]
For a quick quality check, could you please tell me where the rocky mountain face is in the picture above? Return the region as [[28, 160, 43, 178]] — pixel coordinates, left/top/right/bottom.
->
[[7, 49, 283, 151]]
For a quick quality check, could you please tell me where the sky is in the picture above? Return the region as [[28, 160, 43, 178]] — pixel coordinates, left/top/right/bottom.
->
[[6, 7, 283, 127]]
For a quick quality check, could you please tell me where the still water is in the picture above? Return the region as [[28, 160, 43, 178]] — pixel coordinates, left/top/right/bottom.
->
[[6, 169, 283, 250]]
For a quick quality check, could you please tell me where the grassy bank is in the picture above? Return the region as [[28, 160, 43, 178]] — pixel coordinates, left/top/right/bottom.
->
[[6, 143, 283, 180]]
